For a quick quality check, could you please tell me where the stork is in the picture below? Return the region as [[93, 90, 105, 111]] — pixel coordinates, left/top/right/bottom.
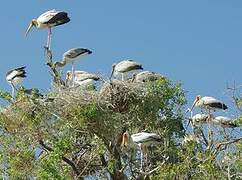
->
[[121, 131, 161, 171], [6, 66, 27, 98], [55, 48, 92, 84], [190, 95, 228, 113], [110, 60, 143, 80], [25, 9, 70, 49], [189, 114, 235, 128], [190, 113, 210, 125], [65, 70, 99, 88], [213, 116, 237, 128], [132, 71, 163, 83]]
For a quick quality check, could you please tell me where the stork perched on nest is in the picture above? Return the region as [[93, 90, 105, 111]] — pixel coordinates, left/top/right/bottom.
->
[[65, 70, 100, 89], [6, 66, 27, 98], [132, 71, 163, 83], [25, 9, 70, 49], [111, 60, 143, 80]]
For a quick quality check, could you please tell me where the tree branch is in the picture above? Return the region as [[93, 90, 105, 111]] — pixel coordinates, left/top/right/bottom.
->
[[215, 137, 242, 150], [38, 139, 81, 178], [44, 47, 65, 86]]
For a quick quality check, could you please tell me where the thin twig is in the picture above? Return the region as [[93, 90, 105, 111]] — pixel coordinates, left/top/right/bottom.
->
[[215, 137, 242, 150]]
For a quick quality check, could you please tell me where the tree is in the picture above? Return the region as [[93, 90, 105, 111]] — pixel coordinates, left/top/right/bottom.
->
[[0, 47, 241, 179], [0, 47, 187, 179]]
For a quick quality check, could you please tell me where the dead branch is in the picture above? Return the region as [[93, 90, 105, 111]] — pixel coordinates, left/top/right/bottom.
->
[[44, 47, 65, 86]]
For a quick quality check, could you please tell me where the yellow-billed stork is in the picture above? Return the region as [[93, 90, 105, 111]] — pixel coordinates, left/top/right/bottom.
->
[[25, 9, 70, 49], [190, 113, 210, 125], [121, 131, 161, 171], [65, 70, 99, 88], [55, 48, 92, 85], [132, 71, 163, 83], [6, 66, 26, 98], [111, 60, 143, 80], [190, 95, 228, 113], [213, 116, 237, 128]]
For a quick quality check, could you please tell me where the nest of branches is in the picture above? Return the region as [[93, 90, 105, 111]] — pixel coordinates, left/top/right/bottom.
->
[[98, 80, 142, 113]]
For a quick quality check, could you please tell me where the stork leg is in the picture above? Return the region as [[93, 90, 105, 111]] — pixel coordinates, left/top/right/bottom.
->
[[10, 83, 16, 100], [207, 110, 213, 149], [139, 144, 143, 172], [46, 28, 52, 50], [49, 28, 52, 49], [71, 62, 75, 87], [121, 73, 124, 81]]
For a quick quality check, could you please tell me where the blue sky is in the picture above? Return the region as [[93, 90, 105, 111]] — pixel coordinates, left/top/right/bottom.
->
[[0, 1, 241, 115]]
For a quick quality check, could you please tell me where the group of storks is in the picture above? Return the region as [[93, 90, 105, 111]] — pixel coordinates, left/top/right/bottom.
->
[[5, 9, 230, 172]]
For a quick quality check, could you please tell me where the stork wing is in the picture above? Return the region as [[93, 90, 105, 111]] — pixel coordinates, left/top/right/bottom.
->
[[75, 72, 99, 81], [202, 96, 228, 110], [46, 11, 70, 25], [116, 60, 143, 72], [214, 116, 231, 121], [63, 48, 91, 59], [37, 9, 58, 23], [131, 132, 161, 144], [6, 66, 26, 81], [202, 96, 220, 104]]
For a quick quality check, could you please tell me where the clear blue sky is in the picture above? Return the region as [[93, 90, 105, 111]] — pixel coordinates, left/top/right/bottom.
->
[[0, 1, 241, 115]]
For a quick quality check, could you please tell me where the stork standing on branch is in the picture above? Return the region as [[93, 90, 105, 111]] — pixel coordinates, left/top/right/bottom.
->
[[55, 48, 92, 84], [188, 95, 228, 115], [187, 95, 228, 148], [121, 131, 161, 171], [25, 9, 70, 49], [186, 95, 227, 126], [6, 66, 27, 99]]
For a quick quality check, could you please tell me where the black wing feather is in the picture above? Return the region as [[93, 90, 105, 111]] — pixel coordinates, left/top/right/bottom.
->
[[46, 12, 70, 26], [209, 102, 228, 110]]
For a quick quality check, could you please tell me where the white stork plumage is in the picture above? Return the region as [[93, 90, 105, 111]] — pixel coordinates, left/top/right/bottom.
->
[[25, 9, 70, 49], [55, 48, 92, 84], [6, 66, 27, 98], [121, 131, 161, 171], [213, 116, 237, 128], [65, 70, 99, 88], [111, 60, 143, 80], [190, 113, 210, 125], [188, 114, 236, 128], [132, 71, 163, 83], [190, 95, 228, 113]]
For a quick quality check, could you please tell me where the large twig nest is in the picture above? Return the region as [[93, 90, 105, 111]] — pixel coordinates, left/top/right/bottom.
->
[[98, 80, 140, 113]]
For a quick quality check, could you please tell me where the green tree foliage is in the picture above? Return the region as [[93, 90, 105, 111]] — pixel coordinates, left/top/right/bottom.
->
[[0, 54, 241, 179]]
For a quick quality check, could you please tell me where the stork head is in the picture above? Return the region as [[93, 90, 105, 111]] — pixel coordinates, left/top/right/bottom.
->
[[25, 19, 37, 36], [190, 95, 201, 111], [121, 130, 129, 147]]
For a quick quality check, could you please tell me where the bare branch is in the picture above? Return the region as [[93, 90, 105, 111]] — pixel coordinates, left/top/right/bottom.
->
[[44, 47, 65, 86], [215, 137, 242, 150]]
